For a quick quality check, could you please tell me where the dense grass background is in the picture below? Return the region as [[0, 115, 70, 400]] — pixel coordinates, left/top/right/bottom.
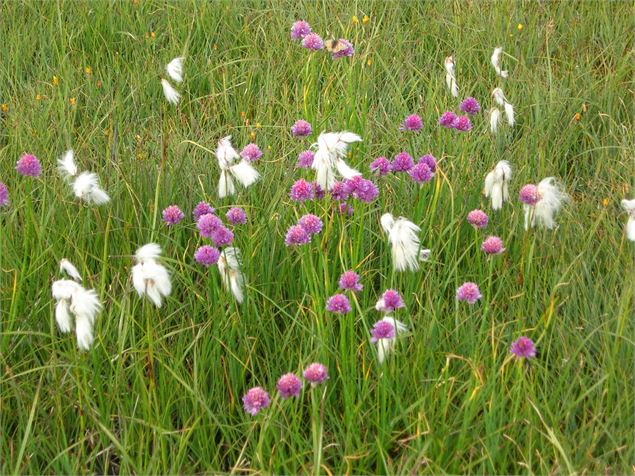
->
[[1, 0, 633, 474]]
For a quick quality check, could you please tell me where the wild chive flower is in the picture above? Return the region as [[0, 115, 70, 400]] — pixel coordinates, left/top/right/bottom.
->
[[484, 160, 512, 210], [242, 387, 270, 416], [330, 181, 350, 201], [371, 320, 395, 341], [523, 178, 569, 230], [131, 243, 172, 308], [290, 179, 314, 202], [371, 317, 408, 364], [330, 39, 354, 59], [452, 115, 472, 131], [211, 226, 234, 247], [291, 119, 312, 137], [285, 224, 310, 246], [197, 213, 223, 238], [326, 293, 351, 314], [312, 131, 362, 189], [277, 373, 302, 399], [510, 336, 536, 359], [0, 182, 9, 207], [226, 207, 247, 225], [16, 154, 41, 177], [240, 143, 262, 162], [290, 20, 311, 40], [298, 214, 323, 235], [338, 270, 363, 292], [481, 236, 505, 255], [381, 213, 428, 272], [401, 114, 423, 132], [467, 209, 489, 229], [460, 97, 481, 115], [439, 111, 457, 127], [519, 184, 540, 206], [391, 152, 414, 172], [375, 289, 405, 312], [194, 245, 221, 266], [162, 205, 184, 226], [303, 363, 328, 386], [344, 176, 379, 202], [193, 201, 215, 221], [409, 162, 433, 184], [418, 154, 437, 172], [370, 156, 390, 176], [297, 150, 315, 169], [301, 33, 324, 51], [456, 282, 482, 304]]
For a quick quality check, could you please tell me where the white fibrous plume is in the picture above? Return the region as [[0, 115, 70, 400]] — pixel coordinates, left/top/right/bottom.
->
[[373, 317, 408, 364], [380, 213, 427, 272], [131, 243, 172, 308], [161, 78, 180, 105], [60, 258, 82, 282], [444, 56, 458, 97], [484, 160, 512, 210], [218, 247, 245, 304], [492, 87, 514, 126], [51, 278, 102, 350], [215, 136, 260, 198], [524, 178, 569, 230], [490, 107, 502, 133], [311, 132, 362, 190], [72, 172, 111, 205], [491, 47, 509, 78], [621, 199, 635, 241], [57, 150, 78, 178], [166, 57, 185, 83]]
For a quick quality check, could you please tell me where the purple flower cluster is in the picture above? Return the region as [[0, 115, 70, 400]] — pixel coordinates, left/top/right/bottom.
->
[[519, 184, 540, 205], [162, 205, 184, 226], [344, 176, 379, 203], [370, 156, 390, 176], [439, 102, 476, 132], [197, 213, 223, 238], [193, 201, 215, 221], [391, 152, 414, 172], [460, 97, 481, 115], [226, 207, 247, 225], [291, 20, 353, 60], [339, 270, 363, 292], [370, 320, 395, 342], [303, 363, 328, 385], [290, 20, 311, 40], [240, 143, 262, 162], [296, 150, 315, 169], [326, 293, 351, 314], [291, 119, 312, 137], [298, 213, 323, 234], [285, 213, 323, 246], [481, 236, 504, 255], [290, 179, 314, 202], [409, 162, 433, 184], [456, 282, 482, 304], [401, 114, 423, 132], [301, 33, 323, 51], [330, 39, 354, 59], [510, 336, 537, 359], [0, 182, 9, 208], [194, 245, 220, 266], [242, 387, 270, 416], [276, 373, 302, 399], [376, 289, 405, 312], [16, 154, 41, 177], [467, 209, 489, 229]]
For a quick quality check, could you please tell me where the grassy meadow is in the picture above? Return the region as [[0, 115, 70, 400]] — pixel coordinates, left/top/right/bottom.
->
[[1, 0, 633, 474]]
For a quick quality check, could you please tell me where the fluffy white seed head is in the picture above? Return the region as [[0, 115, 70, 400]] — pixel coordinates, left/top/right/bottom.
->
[[444, 55, 458, 97], [622, 200, 635, 242], [229, 160, 260, 187], [60, 259, 82, 282], [57, 149, 78, 178], [135, 243, 162, 264], [161, 78, 180, 105], [484, 160, 512, 210], [72, 172, 110, 205], [312, 132, 361, 189], [55, 301, 73, 333], [525, 177, 569, 230], [490, 107, 502, 133], [218, 169, 236, 198], [381, 214, 423, 272], [491, 47, 509, 78], [166, 56, 185, 83], [218, 247, 244, 303], [216, 136, 240, 169], [132, 261, 172, 308]]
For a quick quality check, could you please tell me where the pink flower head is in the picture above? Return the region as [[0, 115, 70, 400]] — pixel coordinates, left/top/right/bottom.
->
[[439, 111, 457, 127], [460, 97, 481, 115], [467, 209, 489, 229], [197, 213, 223, 238], [519, 184, 540, 205], [298, 213, 323, 235], [344, 176, 379, 203], [277, 373, 302, 399], [301, 33, 323, 51], [291, 119, 313, 137], [391, 152, 414, 172], [338, 270, 363, 292], [370, 320, 395, 343], [456, 282, 482, 304], [0, 182, 9, 207], [401, 114, 423, 132], [193, 201, 215, 221], [211, 226, 234, 247], [303, 363, 328, 385], [290, 179, 314, 202], [370, 156, 390, 176], [285, 224, 310, 246], [326, 293, 351, 314], [510, 336, 537, 359], [242, 387, 270, 416], [481, 236, 505, 255], [376, 289, 404, 312], [194, 245, 220, 266], [418, 154, 437, 172], [452, 115, 473, 132], [330, 181, 350, 201], [162, 205, 184, 226], [290, 20, 311, 40], [330, 39, 354, 59], [240, 143, 262, 162], [226, 207, 247, 225], [297, 150, 315, 169], [16, 154, 41, 177], [409, 162, 433, 184]]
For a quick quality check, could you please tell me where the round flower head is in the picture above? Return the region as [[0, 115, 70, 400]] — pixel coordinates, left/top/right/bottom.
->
[[391, 152, 414, 172], [345, 176, 379, 203], [510, 336, 537, 359], [211, 226, 234, 247], [338, 203, 354, 216], [277, 373, 302, 399], [452, 115, 473, 132], [0, 182, 9, 207], [456, 282, 482, 304], [226, 207, 247, 225], [401, 114, 423, 132], [370, 156, 390, 176], [481, 236, 505, 255], [460, 97, 481, 115], [301, 33, 323, 51], [376, 289, 405, 312], [16, 154, 41, 177], [290, 179, 314, 202], [519, 184, 540, 205], [298, 213, 323, 235], [409, 162, 433, 184], [303, 363, 328, 385], [194, 245, 221, 266], [338, 270, 363, 292], [439, 111, 457, 128], [297, 150, 315, 169], [193, 201, 215, 221], [467, 209, 489, 229], [291, 119, 312, 137], [240, 143, 262, 162], [197, 213, 223, 238], [285, 224, 310, 246], [418, 154, 437, 172], [162, 205, 184, 226], [290, 20, 311, 40], [326, 293, 351, 314], [242, 387, 270, 416], [370, 320, 395, 343], [330, 39, 354, 59], [330, 181, 350, 201]]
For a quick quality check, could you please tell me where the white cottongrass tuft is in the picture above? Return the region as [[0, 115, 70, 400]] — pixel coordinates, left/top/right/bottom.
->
[[218, 247, 245, 303], [373, 316, 408, 364], [166, 57, 185, 83], [380, 213, 427, 272], [492, 87, 514, 126], [524, 178, 569, 230], [132, 243, 172, 308], [444, 56, 458, 97], [57, 150, 78, 178], [215, 136, 260, 198], [51, 278, 102, 350], [311, 131, 362, 190], [484, 160, 512, 210], [489, 107, 502, 133], [161, 78, 180, 105], [621, 199, 635, 241], [57, 149, 110, 205], [491, 47, 509, 78], [60, 258, 82, 282]]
